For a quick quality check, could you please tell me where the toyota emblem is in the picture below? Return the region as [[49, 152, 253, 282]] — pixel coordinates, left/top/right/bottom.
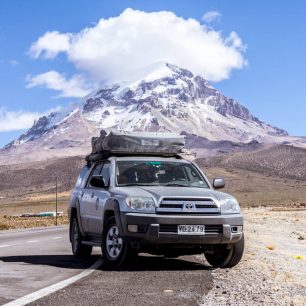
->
[[183, 202, 196, 211]]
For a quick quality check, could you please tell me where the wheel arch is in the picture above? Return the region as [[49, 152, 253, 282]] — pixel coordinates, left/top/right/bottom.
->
[[103, 198, 123, 236], [69, 198, 86, 240]]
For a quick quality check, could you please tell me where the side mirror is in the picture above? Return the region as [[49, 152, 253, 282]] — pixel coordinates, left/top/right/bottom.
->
[[90, 175, 106, 188], [213, 178, 225, 189]]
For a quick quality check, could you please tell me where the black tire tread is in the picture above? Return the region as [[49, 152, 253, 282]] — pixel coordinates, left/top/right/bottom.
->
[[101, 216, 128, 269], [223, 234, 244, 268], [71, 216, 93, 258], [205, 234, 244, 268]]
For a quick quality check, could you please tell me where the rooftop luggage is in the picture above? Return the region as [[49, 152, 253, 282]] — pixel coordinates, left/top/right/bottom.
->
[[86, 130, 185, 161]]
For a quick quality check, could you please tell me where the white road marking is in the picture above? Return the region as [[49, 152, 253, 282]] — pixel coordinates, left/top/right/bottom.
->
[[51, 237, 62, 240], [27, 240, 38, 243], [0, 245, 10, 248], [3, 258, 103, 306]]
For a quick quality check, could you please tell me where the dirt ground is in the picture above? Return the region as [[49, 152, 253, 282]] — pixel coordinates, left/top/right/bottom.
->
[[204, 167, 306, 208], [200, 207, 306, 306]]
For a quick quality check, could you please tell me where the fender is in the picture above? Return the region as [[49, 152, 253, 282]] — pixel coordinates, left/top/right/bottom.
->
[[69, 197, 86, 237], [103, 198, 123, 235]]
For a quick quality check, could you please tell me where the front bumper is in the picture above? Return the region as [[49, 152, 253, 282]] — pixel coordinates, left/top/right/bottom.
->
[[119, 212, 243, 245]]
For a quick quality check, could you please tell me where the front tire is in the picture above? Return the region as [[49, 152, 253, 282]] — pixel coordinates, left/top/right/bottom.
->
[[102, 217, 128, 269], [71, 216, 92, 258], [205, 234, 244, 268]]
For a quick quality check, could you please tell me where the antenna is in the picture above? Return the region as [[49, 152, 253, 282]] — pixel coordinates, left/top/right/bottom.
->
[[55, 176, 58, 226]]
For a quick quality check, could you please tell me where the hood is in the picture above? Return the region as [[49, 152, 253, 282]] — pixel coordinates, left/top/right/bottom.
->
[[111, 186, 236, 206]]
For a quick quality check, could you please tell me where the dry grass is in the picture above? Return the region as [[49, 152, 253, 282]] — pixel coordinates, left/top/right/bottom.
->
[[271, 207, 306, 211], [0, 198, 69, 217], [0, 215, 68, 230], [266, 245, 276, 251], [26, 191, 71, 202], [0, 196, 69, 230]]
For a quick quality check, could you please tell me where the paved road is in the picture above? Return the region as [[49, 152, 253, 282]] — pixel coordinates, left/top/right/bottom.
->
[[29, 255, 213, 306], [0, 227, 99, 305], [0, 227, 213, 306]]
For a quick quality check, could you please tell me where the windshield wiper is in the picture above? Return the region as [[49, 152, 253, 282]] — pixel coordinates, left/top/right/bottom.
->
[[164, 183, 189, 187], [119, 183, 158, 187]]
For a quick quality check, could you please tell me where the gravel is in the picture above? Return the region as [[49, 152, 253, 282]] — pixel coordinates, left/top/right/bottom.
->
[[200, 208, 306, 306]]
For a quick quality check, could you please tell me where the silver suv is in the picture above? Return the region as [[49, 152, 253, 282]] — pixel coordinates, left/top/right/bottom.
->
[[69, 155, 244, 268]]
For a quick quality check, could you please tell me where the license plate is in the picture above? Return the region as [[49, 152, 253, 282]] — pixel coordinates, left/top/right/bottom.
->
[[178, 225, 205, 235]]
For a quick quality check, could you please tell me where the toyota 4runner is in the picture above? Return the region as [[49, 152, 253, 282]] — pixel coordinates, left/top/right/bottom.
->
[[68, 131, 244, 269]]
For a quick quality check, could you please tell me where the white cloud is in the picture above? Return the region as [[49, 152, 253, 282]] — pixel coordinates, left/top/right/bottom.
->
[[26, 70, 93, 98], [0, 108, 55, 132], [226, 32, 246, 51], [29, 31, 71, 59], [202, 11, 222, 23], [29, 8, 246, 84]]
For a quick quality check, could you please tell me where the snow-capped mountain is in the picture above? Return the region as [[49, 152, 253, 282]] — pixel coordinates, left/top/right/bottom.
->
[[1, 63, 300, 164]]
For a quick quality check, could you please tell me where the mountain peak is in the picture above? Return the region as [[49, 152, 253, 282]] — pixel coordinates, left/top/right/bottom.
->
[[165, 63, 194, 77], [2, 63, 290, 161]]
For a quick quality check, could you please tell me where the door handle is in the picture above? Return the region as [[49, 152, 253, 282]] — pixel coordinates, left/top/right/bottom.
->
[[91, 192, 95, 198]]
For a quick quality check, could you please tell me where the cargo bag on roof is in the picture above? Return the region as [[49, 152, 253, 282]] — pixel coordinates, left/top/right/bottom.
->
[[86, 130, 185, 161]]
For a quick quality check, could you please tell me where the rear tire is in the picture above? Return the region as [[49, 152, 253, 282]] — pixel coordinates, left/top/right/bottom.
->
[[71, 216, 92, 258], [102, 217, 128, 269], [205, 234, 244, 268]]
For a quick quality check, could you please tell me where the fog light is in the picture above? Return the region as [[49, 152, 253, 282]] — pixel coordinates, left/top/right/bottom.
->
[[231, 226, 243, 233], [128, 225, 138, 232]]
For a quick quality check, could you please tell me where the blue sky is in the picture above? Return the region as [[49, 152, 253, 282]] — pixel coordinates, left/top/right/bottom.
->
[[0, 0, 306, 147]]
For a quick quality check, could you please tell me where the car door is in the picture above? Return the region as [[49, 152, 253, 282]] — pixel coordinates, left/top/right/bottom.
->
[[76, 165, 94, 234], [86, 162, 111, 235], [79, 163, 103, 233]]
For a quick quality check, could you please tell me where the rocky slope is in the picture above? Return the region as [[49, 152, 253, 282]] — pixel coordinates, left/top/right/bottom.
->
[[197, 144, 306, 181]]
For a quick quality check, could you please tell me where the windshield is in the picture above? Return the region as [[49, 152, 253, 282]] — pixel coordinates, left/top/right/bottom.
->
[[116, 160, 209, 188]]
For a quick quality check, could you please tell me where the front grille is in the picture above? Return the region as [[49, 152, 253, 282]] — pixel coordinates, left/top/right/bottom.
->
[[157, 198, 219, 215], [159, 224, 223, 234]]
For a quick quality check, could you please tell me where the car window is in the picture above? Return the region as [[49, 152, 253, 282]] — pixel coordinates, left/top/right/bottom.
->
[[116, 161, 209, 188], [87, 162, 110, 188], [91, 163, 103, 176], [75, 166, 90, 188], [100, 163, 110, 187]]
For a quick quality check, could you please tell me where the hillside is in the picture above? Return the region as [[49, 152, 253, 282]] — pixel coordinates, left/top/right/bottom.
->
[[197, 144, 306, 181], [0, 156, 84, 203], [1, 144, 306, 209]]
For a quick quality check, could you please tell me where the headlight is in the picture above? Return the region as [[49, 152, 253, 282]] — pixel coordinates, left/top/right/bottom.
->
[[126, 196, 156, 212], [220, 198, 240, 214]]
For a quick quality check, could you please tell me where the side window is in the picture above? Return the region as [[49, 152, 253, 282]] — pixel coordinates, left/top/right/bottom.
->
[[75, 166, 90, 188], [87, 162, 110, 188], [92, 163, 103, 176], [100, 163, 110, 187]]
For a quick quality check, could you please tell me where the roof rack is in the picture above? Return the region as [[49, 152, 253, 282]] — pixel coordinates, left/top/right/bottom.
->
[[85, 152, 183, 166]]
